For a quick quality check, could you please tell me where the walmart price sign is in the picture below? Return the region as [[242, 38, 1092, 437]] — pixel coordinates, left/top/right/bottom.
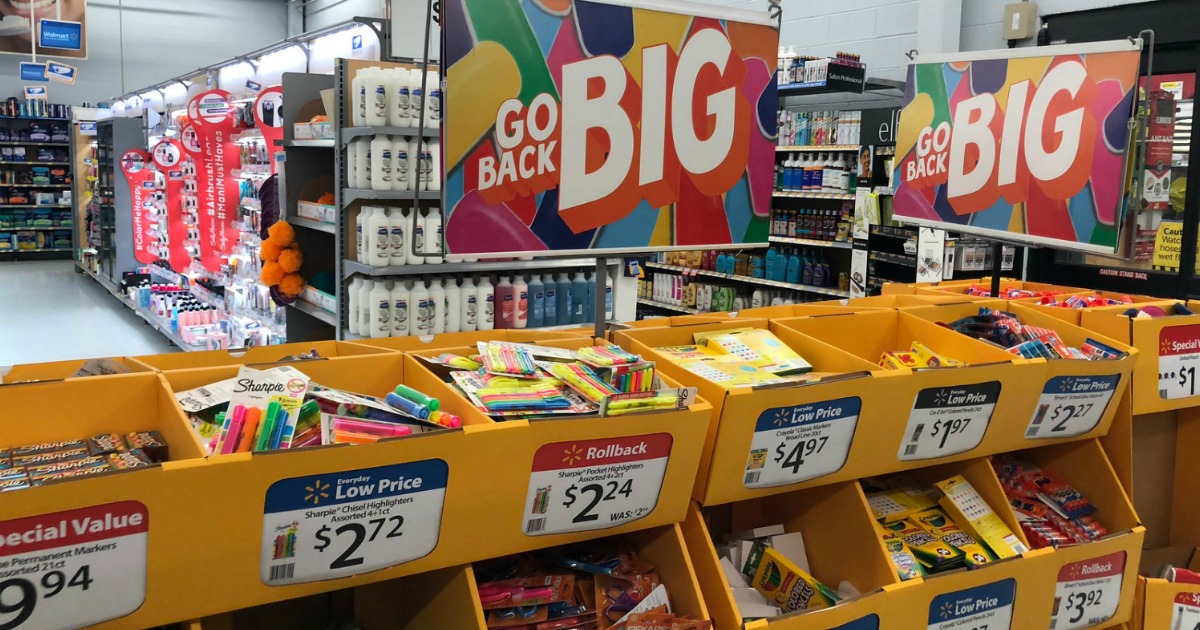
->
[[260, 460, 447, 585], [1026, 374, 1120, 439], [927, 579, 1016, 630], [0, 502, 148, 629], [899, 382, 1000, 460], [744, 397, 860, 488], [523, 434, 672, 536], [1171, 592, 1200, 630], [1159, 325, 1200, 400], [1051, 552, 1125, 630]]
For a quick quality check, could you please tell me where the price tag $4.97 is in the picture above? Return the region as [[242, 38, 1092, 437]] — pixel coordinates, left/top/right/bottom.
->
[[0, 502, 148, 630], [1052, 552, 1125, 630], [524, 434, 672, 536], [260, 460, 447, 586], [744, 397, 860, 488], [1026, 375, 1120, 439]]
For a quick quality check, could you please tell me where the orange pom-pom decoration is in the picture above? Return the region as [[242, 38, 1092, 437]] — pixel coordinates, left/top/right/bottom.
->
[[260, 239, 284, 263], [316, 192, 334, 205], [279, 273, 307, 297], [260, 261, 285, 286], [278, 247, 303, 274], [268, 221, 296, 246]]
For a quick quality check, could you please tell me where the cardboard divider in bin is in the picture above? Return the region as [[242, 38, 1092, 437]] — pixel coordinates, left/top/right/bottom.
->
[[721, 303, 885, 319], [347, 329, 592, 353], [915, 279, 1086, 299], [901, 300, 1136, 446], [190, 565, 486, 630], [681, 482, 911, 630], [0, 356, 155, 384], [1079, 300, 1200, 414], [129, 340, 390, 372], [772, 311, 1042, 472], [839, 294, 989, 309]]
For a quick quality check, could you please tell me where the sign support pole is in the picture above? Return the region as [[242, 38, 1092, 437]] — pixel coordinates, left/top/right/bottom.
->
[[990, 240, 1004, 298], [594, 259, 607, 339]]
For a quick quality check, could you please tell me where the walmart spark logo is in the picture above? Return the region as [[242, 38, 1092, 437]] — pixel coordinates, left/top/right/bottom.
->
[[933, 390, 950, 406], [561, 445, 584, 466], [939, 601, 955, 619], [773, 409, 789, 427], [305, 479, 330, 505], [1059, 377, 1075, 393], [1162, 337, 1175, 355]]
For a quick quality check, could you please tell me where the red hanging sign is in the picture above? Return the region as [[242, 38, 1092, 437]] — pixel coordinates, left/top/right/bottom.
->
[[187, 90, 244, 272], [254, 86, 284, 173], [120, 149, 156, 264], [152, 138, 191, 272]]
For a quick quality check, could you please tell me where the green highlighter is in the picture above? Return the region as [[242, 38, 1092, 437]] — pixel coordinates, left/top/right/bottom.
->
[[255, 401, 282, 452]]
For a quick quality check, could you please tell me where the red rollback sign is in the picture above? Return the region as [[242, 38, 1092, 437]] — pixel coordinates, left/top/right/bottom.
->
[[120, 150, 156, 264], [255, 86, 284, 174], [188, 90, 244, 272], [152, 138, 191, 272]]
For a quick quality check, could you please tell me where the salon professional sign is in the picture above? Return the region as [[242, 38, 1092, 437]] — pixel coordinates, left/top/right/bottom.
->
[[443, 0, 778, 256], [893, 41, 1141, 254]]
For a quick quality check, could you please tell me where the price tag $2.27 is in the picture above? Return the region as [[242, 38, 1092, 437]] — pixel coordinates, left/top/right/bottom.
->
[[1025, 375, 1119, 439]]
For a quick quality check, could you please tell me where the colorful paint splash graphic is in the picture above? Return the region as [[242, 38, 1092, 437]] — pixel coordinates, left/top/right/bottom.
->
[[893, 49, 1140, 251], [444, 0, 779, 255]]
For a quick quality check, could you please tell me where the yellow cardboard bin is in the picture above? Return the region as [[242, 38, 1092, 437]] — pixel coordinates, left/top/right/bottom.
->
[[842, 294, 987, 309], [773, 311, 1042, 474], [723, 303, 884, 319], [1080, 301, 1200, 414], [0, 356, 153, 383], [348, 329, 592, 352], [191, 566, 486, 629], [681, 482, 915, 630], [915, 279, 1085, 298], [1010, 292, 1166, 326], [614, 320, 897, 505], [0, 373, 211, 630], [129, 340, 389, 372], [1132, 548, 1200, 630], [902, 300, 1136, 447]]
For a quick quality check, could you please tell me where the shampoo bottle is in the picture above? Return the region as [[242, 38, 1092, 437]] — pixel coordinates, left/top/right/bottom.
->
[[387, 207, 407, 266], [495, 276, 514, 329], [528, 274, 545, 329], [425, 70, 442, 128], [367, 206, 391, 267], [391, 136, 411, 191], [371, 134, 392, 191], [391, 68, 411, 126], [366, 68, 388, 126], [369, 280, 392, 339], [513, 275, 529, 329], [556, 272, 572, 325], [542, 273, 557, 326], [410, 280, 430, 334], [445, 276, 461, 333], [348, 276, 364, 335], [571, 271, 588, 324], [460, 276, 477, 332], [425, 207, 443, 264], [429, 277, 446, 334], [476, 275, 495, 331], [411, 208, 426, 266], [391, 281, 410, 337]]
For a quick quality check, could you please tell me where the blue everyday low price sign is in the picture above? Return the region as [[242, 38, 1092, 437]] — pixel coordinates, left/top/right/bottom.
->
[[46, 61, 77, 85], [38, 19, 83, 51], [24, 86, 48, 100], [20, 62, 47, 82]]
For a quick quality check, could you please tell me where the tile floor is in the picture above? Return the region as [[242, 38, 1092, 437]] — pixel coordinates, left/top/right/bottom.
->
[[0, 260, 178, 365]]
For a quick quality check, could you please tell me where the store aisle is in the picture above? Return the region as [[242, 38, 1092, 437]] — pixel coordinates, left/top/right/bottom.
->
[[0, 261, 177, 365]]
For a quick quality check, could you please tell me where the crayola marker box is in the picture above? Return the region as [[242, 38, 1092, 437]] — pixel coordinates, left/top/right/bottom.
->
[[936, 475, 1028, 560], [744, 543, 839, 613], [911, 507, 995, 569]]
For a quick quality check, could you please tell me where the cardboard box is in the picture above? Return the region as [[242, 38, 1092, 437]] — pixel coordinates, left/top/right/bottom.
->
[[296, 200, 336, 224], [0, 356, 151, 383], [348, 329, 593, 353], [129, 340, 389, 372]]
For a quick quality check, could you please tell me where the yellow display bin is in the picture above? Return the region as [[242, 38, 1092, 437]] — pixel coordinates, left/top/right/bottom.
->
[[682, 482, 914, 630], [902, 300, 1137, 446], [129, 340, 389, 372], [1132, 550, 1200, 630], [914, 279, 1086, 298], [348, 328, 592, 352], [0, 356, 152, 383], [1080, 301, 1200, 414]]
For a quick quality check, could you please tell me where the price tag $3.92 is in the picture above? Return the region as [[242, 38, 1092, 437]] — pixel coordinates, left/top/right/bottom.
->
[[524, 434, 671, 536], [1051, 552, 1124, 630]]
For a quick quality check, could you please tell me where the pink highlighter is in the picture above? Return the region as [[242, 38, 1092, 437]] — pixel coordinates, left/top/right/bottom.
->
[[331, 417, 413, 438]]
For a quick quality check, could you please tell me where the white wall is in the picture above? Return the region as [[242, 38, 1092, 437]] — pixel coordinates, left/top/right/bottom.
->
[[961, 0, 1157, 51], [0, 0, 288, 105], [303, 0, 385, 31]]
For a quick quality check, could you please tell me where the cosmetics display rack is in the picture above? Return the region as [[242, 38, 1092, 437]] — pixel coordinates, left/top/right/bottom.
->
[[0, 278, 1162, 629], [0, 109, 77, 259]]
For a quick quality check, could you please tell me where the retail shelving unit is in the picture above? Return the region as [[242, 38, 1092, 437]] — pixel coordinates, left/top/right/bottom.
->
[[0, 114, 76, 260], [78, 117, 142, 282]]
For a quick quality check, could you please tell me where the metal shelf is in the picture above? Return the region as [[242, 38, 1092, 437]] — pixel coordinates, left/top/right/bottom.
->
[[0, 204, 70, 208], [772, 191, 855, 200], [0, 161, 71, 166], [768, 235, 852, 250], [280, 139, 335, 148], [0, 142, 69, 147], [1, 247, 71, 253], [342, 256, 603, 280], [776, 145, 859, 152], [290, 216, 336, 234], [289, 299, 337, 326], [637, 298, 701, 314], [1, 226, 71, 231], [342, 188, 440, 205], [643, 261, 850, 298], [341, 126, 438, 145]]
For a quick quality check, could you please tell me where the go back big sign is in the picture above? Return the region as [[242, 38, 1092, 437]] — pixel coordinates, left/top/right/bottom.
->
[[893, 41, 1142, 254]]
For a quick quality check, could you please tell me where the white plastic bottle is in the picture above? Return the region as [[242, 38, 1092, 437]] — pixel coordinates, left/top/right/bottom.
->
[[405, 206, 424, 265], [783, 153, 796, 192], [476, 275, 495, 331], [542, 273, 557, 326], [411, 207, 426, 265], [751, 289, 764, 308], [352, 70, 368, 126], [445, 276, 462, 333], [495, 275, 514, 329], [410, 69, 424, 124], [390, 68, 411, 127], [460, 276, 477, 331], [425, 70, 441, 129], [348, 276, 364, 335], [367, 67, 388, 126], [353, 139, 370, 189], [428, 140, 442, 192], [357, 278, 371, 333], [355, 207, 366, 261], [428, 277, 446, 334], [837, 153, 850, 192], [388, 207, 407, 266], [392, 136, 411, 192], [425, 207, 443, 264], [391, 281, 410, 337], [371, 134, 392, 191], [367, 206, 391, 267], [418, 143, 433, 191], [369, 280, 392, 339], [410, 280, 430, 335], [404, 138, 419, 191], [513, 275, 529, 329]]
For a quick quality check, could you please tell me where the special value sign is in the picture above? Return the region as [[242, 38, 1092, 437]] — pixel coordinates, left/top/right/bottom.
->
[[893, 41, 1142, 254], [444, 0, 778, 256]]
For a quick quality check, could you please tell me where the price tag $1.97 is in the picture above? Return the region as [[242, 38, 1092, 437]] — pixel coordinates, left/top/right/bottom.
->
[[524, 434, 672, 536], [260, 460, 448, 586], [744, 397, 860, 488], [0, 501, 148, 630], [1025, 375, 1119, 439], [900, 382, 1001, 461], [1051, 552, 1124, 630]]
